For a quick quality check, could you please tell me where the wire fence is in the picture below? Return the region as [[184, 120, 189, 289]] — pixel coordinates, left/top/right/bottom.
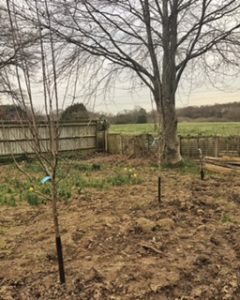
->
[[108, 133, 240, 158]]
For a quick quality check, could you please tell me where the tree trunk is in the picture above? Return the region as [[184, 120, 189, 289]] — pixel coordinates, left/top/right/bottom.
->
[[161, 97, 181, 164], [156, 0, 181, 164], [155, 93, 181, 164]]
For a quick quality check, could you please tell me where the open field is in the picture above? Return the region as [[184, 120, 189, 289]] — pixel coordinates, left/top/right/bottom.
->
[[1, 155, 240, 299], [110, 122, 240, 136]]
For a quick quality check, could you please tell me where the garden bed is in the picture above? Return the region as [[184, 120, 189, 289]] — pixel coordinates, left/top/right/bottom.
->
[[0, 155, 240, 299]]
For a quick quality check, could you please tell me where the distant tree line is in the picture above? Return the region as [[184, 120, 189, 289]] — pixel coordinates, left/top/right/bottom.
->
[[1, 102, 239, 124], [99, 102, 240, 124], [87, 106, 149, 124], [106, 107, 149, 124], [177, 102, 240, 122]]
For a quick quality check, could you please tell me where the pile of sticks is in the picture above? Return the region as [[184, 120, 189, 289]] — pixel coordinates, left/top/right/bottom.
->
[[204, 156, 240, 174]]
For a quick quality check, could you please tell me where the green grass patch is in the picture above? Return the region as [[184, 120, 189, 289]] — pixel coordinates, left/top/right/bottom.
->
[[73, 173, 141, 190], [161, 160, 200, 175], [109, 122, 240, 136], [0, 161, 143, 207], [24, 161, 43, 173], [110, 123, 156, 135], [106, 174, 141, 186], [0, 194, 17, 207]]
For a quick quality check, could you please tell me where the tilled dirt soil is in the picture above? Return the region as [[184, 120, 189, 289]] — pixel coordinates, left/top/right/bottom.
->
[[1, 155, 240, 299]]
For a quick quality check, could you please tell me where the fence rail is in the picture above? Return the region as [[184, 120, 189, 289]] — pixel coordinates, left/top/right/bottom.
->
[[0, 120, 105, 156]]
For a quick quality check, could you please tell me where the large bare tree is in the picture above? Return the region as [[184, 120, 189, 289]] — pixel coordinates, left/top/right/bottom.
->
[[17, 0, 240, 163]]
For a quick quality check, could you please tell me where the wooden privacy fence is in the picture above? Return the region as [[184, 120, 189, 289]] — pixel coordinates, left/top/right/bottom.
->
[[107, 133, 240, 158], [0, 120, 105, 156]]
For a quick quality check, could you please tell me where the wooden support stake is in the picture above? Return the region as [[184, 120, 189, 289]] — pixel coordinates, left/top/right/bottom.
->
[[158, 176, 161, 206], [56, 236, 66, 284], [198, 148, 205, 180]]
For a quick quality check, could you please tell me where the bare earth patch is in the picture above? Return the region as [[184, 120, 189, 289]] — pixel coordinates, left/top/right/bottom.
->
[[0, 155, 240, 299]]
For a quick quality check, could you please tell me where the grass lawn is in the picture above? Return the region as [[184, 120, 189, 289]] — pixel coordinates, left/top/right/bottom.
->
[[109, 122, 240, 136]]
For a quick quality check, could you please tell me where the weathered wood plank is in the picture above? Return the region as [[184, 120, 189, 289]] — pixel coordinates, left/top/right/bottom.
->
[[205, 163, 240, 174], [0, 121, 101, 156]]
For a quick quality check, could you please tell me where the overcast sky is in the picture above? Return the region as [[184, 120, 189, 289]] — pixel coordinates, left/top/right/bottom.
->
[[3, 64, 239, 115], [73, 66, 240, 114], [3, 75, 239, 115], [87, 81, 240, 114]]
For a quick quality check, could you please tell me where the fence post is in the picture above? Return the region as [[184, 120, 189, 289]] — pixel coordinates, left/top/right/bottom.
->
[[214, 136, 219, 157], [120, 134, 123, 155], [237, 137, 240, 156], [104, 129, 108, 152], [179, 135, 182, 156]]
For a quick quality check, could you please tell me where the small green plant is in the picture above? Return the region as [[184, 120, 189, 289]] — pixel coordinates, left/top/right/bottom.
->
[[26, 192, 42, 206], [74, 177, 106, 189], [41, 187, 51, 195], [0, 184, 9, 193], [107, 175, 130, 186], [88, 179, 106, 189], [221, 213, 235, 224], [58, 189, 72, 201], [107, 175, 139, 187], [8, 196, 17, 207], [0, 194, 17, 207], [74, 177, 88, 188]]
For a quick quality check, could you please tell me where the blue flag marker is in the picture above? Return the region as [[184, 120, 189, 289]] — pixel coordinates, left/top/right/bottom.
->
[[41, 176, 52, 184]]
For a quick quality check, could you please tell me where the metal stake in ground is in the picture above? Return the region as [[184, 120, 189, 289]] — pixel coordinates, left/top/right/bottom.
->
[[158, 176, 161, 206], [198, 148, 205, 180]]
